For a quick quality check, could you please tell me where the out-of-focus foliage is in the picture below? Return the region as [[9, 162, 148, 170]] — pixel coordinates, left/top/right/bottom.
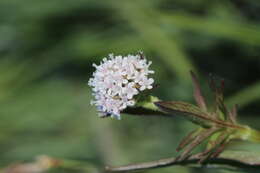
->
[[0, 0, 260, 172]]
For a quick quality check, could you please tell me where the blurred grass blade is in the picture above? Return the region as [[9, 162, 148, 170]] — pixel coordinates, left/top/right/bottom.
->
[[160, 13, 260, 47], [112, 1, 196, 81], [226, 81, 260, 108]]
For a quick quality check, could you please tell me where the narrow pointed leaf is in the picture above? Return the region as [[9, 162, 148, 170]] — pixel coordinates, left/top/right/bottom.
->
[[177, 129, 201, 151], [199, 132, 229, 163], [177, 128, 218, 161], [210, 139, 229, 159], [228, 104, 238, 124], [154, 101, 212, 127], [209, 75, 228, 120], [190, 71, 207, 111]]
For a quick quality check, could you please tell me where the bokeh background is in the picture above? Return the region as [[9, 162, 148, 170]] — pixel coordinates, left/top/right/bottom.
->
[[1, 0, 260, 173]]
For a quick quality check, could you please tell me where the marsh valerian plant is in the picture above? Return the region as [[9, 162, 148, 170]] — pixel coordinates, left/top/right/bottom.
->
[[89, 52, 260, 172]]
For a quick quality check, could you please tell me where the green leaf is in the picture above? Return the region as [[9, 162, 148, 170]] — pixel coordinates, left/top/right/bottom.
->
[[190, 71, 207, 111], [154, 101, 213, 128]]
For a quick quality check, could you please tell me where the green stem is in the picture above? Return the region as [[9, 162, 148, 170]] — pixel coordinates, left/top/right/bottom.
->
[[236, 126, 260, 143], [139, 95, 160, 111], [247, 127, 260, 143], [123, 95, 166, 116]]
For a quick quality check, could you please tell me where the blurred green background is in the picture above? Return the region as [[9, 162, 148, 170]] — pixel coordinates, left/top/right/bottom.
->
[[1, 0, 260, 172]]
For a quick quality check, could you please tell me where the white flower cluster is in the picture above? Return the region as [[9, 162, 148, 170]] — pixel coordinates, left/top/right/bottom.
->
[[88, 53, 154, 119]]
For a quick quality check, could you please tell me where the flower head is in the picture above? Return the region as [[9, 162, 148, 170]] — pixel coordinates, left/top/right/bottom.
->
[[88, 53, 154, 119]]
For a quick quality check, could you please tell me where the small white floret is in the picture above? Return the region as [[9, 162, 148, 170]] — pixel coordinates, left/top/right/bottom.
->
[[88, 53, 154, 119]]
